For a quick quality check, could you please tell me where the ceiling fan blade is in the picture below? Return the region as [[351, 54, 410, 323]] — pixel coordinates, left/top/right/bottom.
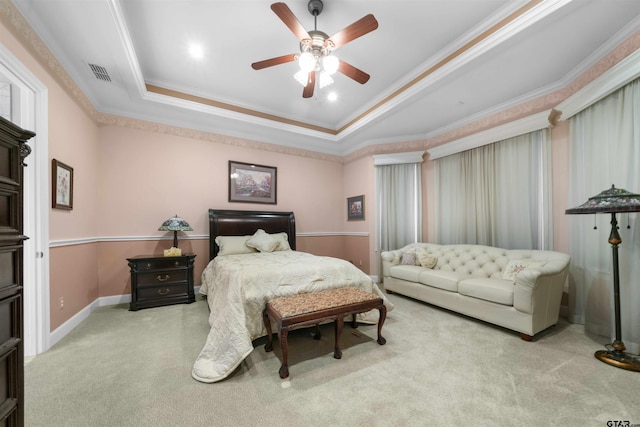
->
[[303, 71, 316, 98], [327, 14, 378, 49], [251, 54, 297, 70], [338, 60, 370, 84], [271, 2, 310, 41]]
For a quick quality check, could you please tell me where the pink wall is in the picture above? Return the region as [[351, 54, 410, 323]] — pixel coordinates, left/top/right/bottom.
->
[[1, 14, 101, 331], [49, 244, 99, 330], [423, 160, 436, 243], [97, 126, 345, 237], [342, 155, 375, 272], [551, 121, 570, 253]]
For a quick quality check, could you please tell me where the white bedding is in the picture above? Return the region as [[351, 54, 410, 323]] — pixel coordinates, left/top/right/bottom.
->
[[191, 250, 392, 383]]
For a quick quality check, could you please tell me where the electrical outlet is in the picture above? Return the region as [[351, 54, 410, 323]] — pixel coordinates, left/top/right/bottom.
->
[[59, 297, 64, 310]]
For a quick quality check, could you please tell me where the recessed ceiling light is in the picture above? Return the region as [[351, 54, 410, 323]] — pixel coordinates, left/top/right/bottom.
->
[[327, 92, 337, 101], [188, 43, 204, 60]]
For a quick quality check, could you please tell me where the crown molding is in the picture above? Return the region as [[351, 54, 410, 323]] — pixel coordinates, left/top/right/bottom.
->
[[427, 111, 550, 160], [554, 47, 640, 121], [372, 151, 425, 166]]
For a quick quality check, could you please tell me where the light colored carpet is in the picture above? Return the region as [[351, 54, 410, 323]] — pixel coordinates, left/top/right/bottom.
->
[[25, 293, 640, 427]]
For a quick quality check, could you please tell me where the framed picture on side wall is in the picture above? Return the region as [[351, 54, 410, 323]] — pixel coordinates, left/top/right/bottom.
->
[[347, 195, 365, 221], [52, 159, 73, 210], [229, 160, 277, 204]]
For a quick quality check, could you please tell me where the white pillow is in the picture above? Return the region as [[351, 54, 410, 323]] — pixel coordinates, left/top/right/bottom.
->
[[502, 259, 544, 282], [215, 235, 256, 256], [246, 229, 279, 253], [270, 232, 292, 251]]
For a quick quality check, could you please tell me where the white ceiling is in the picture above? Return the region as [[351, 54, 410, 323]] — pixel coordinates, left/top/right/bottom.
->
[[11, 0, 640, 156]]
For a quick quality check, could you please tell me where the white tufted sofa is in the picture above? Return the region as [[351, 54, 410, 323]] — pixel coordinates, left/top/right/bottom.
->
[[381, 243, 571, 341]]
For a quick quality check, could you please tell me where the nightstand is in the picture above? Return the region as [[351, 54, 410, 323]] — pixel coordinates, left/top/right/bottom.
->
[[127, 254, 196, 311]]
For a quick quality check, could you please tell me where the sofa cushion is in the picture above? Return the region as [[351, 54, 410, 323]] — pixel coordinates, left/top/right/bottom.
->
[[458, 278, 514, 306], [418, 270, 461, 292], [389, 265, 424, 282]]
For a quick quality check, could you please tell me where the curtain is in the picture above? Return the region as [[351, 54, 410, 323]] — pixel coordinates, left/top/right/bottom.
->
[[567, 78, 640, 354], [435, 130, 552, 249], [376, 162, 422, 252]]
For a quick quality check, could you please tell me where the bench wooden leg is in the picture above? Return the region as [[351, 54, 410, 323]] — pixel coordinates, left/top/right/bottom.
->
[[333, 316, 343, 359], [350, 313, 358, 328], [313, 324, 321, 340], [377, 305, 387, 345], [279, 327, 290, 378], [263, 309, 273, 352]]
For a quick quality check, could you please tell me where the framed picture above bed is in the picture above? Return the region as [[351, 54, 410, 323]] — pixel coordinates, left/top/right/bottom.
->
[[347, 195, 365, 221], [229, 161, 277, 204]]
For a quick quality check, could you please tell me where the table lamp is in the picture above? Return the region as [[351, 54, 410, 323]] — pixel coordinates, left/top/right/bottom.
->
[[566, 185, 640, 371], [158, 214, 192, 249]]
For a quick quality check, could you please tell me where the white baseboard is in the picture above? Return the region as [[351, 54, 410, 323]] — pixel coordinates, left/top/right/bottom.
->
[[48, 287, 202, 350], [49, 299, 100, 349]]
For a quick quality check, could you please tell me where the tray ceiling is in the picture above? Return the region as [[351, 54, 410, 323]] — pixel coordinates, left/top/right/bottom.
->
[[10, 0, 640, 156]]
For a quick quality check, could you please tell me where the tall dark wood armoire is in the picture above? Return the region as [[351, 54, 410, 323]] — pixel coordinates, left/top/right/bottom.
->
[[0, 116, 34, 426]]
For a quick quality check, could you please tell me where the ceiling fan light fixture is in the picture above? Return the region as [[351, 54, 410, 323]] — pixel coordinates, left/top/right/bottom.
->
[[322, 55, 339, 75], [251, 1, 377, 98], [319, 72, 333, 89], [298, 51, 316, 72], [294, 70, 309, 86]]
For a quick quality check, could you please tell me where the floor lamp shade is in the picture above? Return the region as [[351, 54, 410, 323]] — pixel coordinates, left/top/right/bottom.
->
[[158, 214, 193, 248], [566, 185, 640, 372]]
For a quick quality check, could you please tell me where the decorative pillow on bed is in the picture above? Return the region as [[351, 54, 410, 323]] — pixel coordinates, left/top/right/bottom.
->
[[270, 232, 292, 251], [215, 235, 256, 255], [502, 259, 544, 282], [246, 229, 279, 253]]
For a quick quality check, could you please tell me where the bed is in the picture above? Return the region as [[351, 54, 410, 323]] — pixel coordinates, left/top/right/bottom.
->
[[191, 209, 392, 383]]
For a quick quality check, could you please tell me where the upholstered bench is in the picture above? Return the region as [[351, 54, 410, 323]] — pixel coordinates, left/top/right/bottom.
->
[[263, 287, 387, 379]]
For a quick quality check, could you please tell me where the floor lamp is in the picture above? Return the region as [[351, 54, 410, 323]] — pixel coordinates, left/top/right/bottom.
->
[[566, 185, 640, 372]]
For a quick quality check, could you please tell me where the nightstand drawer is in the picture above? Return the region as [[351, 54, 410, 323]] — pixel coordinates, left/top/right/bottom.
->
[[137, 258, 188, 271], [137, 283, 189, 300], [135, 270, 188, 286]]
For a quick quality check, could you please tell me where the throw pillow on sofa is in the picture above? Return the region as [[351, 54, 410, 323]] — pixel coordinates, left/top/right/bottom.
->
[[401, 252, 417, 265], [502, 259, 544, 282], [416, 251, 437, 269]]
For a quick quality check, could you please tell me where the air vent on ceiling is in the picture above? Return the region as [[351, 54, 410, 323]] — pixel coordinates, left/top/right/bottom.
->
[[88, 63, 111, 82]]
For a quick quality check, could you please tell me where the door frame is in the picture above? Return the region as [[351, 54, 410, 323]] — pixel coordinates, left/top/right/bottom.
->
[[1, 43, 50, 356]]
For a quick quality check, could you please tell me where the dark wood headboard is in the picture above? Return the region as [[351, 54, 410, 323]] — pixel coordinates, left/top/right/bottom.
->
[[208, 209, 296, 260]]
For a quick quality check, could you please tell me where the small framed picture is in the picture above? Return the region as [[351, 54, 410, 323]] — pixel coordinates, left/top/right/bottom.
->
[[52, 159, 73, 210], [347, 195, 365, 221], [229, 161, 277, 204]]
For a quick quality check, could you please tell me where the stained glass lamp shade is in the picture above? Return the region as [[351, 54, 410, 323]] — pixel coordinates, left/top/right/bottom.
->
[[158, 214, 193, 248]]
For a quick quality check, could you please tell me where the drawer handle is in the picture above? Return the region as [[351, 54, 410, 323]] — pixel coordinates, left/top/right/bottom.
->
[[174, 261, 180, 267], [146, 263, 152, 270], [157, 288, 171, 296], [156, 274, 170, 282]]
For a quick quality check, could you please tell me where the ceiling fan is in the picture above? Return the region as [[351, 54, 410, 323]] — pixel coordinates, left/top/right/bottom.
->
[[251, 0, 378, 98]]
